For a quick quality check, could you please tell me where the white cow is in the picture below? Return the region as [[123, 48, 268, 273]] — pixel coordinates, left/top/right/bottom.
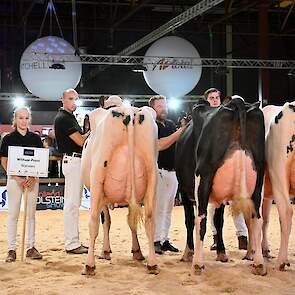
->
[[262, 102, 294, 271], [81, 105, 159, 275], [82, 103, 144, 261]]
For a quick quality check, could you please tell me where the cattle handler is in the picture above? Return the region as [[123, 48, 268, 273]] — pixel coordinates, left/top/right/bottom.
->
[[54, 89, 89, 254], [149, 95, 186, 255]]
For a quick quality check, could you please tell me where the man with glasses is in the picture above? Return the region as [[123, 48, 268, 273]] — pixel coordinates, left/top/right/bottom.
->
[[54, 89, 90, 254]]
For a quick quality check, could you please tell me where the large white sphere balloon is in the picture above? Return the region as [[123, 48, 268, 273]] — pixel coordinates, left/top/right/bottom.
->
[[143, 36, 202, 98], [20, 36, 82, 100]]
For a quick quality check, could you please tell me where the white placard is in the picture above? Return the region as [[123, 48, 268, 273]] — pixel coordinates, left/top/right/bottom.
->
[[7, 146, 49, 177]]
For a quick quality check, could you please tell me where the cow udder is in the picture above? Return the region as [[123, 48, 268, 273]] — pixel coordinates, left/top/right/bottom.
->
[[210, 150, 257, 205], [104, 145, 147, 204]]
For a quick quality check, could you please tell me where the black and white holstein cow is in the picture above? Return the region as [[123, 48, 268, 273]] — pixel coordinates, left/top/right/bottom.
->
[[262, 102, 295, 271], [81, 105, 159, 276], [175, 96, 266, 276]]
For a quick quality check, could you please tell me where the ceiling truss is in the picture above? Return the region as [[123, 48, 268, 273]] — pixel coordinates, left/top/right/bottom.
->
[[30, 53, 295, 69], [0, 92, 202, 102]]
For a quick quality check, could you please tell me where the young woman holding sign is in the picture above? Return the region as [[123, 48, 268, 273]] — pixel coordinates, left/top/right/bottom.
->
[[0, 107, 43, 262]]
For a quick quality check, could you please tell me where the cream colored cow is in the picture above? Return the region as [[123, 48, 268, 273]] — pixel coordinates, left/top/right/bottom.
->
[[81, 104, 159, 275]]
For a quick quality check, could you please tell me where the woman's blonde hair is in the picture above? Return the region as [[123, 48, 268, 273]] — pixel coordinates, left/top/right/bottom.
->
[[12, 107, 32, 128]]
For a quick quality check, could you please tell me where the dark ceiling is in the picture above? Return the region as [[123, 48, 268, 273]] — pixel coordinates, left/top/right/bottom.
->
[[0, 0, 295, 124]]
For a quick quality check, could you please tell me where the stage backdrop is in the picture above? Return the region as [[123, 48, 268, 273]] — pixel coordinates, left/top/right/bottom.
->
[[0, 185, 90, 211]]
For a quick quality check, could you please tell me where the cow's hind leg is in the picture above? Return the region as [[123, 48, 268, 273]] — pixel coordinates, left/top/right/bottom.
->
[[180, 192, 195, 262], [243, 215, 254, 261], [143, 170, 159, 274], [214, 204, 228, 263], [134, 108, 158, 273], [251, 216, 267, 276], [192, 175, 211, 275], [261, 197, 274, 259], [82, 183, 105, 276], [99, 206, 112, 260], [127, 205, 145, 261], [246, 146, 266, 275], [249, 173, 267, 275], [131, 231, 145, 261], [273, 190, 293, 271], [144, 207, 159, 273]]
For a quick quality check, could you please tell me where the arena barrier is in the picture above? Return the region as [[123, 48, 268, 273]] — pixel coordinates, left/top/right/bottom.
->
[[0, 181, 91, 211]]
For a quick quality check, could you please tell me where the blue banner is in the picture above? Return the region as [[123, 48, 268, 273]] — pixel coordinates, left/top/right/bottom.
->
[[0, 185, 90, 211]]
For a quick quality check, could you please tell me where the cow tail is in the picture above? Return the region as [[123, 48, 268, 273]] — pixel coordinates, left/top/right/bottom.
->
[[126, 108, 143, 232], [232, 98, 256, 220], [235, 98, 246, 149], [232, 197, 255, 220]]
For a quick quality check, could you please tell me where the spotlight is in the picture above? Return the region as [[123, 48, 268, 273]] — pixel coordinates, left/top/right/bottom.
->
[[132, 65, 147, 73], [168, 98, 180, 110], [76, 99, 83, 107], [122, 99, 131, 107], [13, 96, 25, 108]]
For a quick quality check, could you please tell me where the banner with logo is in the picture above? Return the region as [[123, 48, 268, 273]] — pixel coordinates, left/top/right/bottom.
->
[[0, 186, 8, 210], [0, 185, 90, 211], [37, 184, 64, 210]]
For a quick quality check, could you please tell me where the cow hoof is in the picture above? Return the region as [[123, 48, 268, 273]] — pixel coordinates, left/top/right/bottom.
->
[[131, 249, 145, 261], [243, 250, 255, 261], [262, 249, 274, 259], [81, 265, 96, 276], [180, 250, 194, 262], [147, 264, 160, 275], [243, 255, 253, 261], [98, 250, 112, 260], [192, 264, 205, 275], [216, 253, 228, 263], [252, 264, 267, 276], [278, 261, 291, 271]]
